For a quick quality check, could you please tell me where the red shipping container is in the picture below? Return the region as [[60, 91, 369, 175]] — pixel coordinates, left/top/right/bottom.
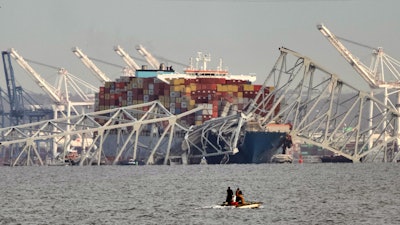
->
[[121, 91, 127, 98], [212, 111, 218, 118], [116, 82, 125, 89], [254, 85, 262, 92], [208, 84, 217, 90]]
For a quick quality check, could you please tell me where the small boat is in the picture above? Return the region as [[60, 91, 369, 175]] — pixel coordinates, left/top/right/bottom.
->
[[127, 158, 138, 165], [63, 149, 81, 165], [200, 157, 207, 165], [271, 154, 293, 163], [220, 201, 262, 209]]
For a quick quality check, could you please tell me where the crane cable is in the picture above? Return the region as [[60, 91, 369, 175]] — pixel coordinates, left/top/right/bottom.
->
[[336, 36, 377, 51]]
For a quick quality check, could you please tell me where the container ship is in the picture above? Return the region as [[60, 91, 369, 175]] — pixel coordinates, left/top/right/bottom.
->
[[94, 52, 290, 164]]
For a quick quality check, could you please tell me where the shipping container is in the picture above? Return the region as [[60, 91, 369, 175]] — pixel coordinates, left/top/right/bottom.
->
[[95, 71, 276, 126]]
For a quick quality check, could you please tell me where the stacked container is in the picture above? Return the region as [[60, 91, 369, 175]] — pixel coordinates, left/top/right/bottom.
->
[[95, 72, 274, 126]]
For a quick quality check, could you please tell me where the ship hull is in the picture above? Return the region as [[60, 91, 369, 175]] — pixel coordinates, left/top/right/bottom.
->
[[206, 131, 287, 164], [320, 155, 352, 163]]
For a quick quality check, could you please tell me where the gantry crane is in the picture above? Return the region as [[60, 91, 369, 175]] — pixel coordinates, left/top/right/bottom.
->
[[9, 48, 97, 157], [0, 88, 8, 127], [114, 45, 141, 73], [8, 48, 65, 114], [136, 45, 161, 69], [9, 48, 68, 159], [2, 51, 54, 126], [72, 47, 112, 83], [2, 51, 24, 125], [8, 48, 97, 117], [317, 24, 400, 89], [317, 23, 400, 161]]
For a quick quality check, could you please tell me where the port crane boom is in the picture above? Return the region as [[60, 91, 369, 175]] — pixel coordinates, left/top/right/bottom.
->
[[136, 45, 161, 69], [317, 23, 400, 89], [72, 47, 111, 83], [9, 48, 64, 104], [317, 24, 378, 87], [114, 45, 141, 71]]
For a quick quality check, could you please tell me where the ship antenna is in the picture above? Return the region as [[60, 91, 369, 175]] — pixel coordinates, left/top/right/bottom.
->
[[189, 57, 194, 70], [218, 58, 223, 71], [203, 53, 211, 70], [196, 52, 201, 70]]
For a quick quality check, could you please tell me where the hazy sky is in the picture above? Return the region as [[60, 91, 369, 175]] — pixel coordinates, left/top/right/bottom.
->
[[0, 0, 399, 95]]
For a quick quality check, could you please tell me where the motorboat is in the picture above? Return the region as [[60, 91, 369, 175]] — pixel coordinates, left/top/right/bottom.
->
[[271, 154, 293, 163], [220, 201, 262, 209]]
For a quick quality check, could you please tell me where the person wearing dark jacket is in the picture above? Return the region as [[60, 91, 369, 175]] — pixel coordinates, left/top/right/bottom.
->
[[226, 187, 233, 203]]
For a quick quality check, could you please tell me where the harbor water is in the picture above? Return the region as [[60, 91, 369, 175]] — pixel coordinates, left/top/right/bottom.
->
[[1, 163, 399, 225]]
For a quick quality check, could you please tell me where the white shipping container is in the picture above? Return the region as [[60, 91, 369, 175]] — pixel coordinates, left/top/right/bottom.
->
[[202, 109, 213, 115]]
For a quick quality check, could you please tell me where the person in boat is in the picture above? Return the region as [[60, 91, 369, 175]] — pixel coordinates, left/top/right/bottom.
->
[[236, 190, 245, 204], [235, 188, 240, 201], [226, 187, 233, 204]]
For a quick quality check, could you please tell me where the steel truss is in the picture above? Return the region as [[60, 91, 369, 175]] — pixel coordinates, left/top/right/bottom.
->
[[2, 47, 399, 165], [182, 114, 243, 163], [174, 47, 400, 164], [0, 101, 202, 166], [252, 47, 400, 162]]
